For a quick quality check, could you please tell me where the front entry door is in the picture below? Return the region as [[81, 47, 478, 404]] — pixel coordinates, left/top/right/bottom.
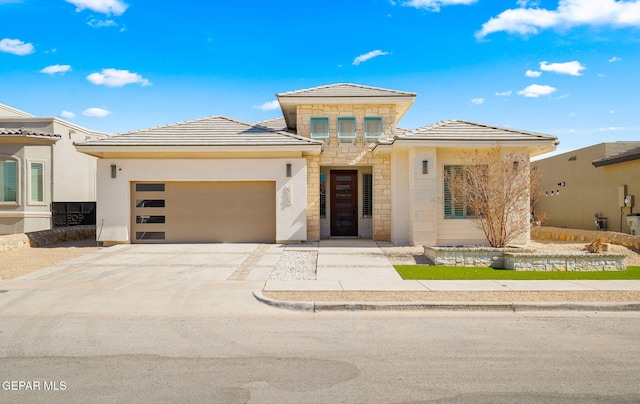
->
[[330, 170, 358, 237]]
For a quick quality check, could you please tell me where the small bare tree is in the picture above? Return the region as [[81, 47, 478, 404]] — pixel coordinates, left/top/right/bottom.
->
[[444, 146, 531, 248], [529, 161, 548, 226]]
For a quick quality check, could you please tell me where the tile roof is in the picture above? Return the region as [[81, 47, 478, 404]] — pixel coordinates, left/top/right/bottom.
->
[[400, 120, 558, 142], [254, 117, 289, 132], [592, 145, 640, 167], [276, 83, 416, 98], [76, 116, 321, 147], [0, 127, 60, 139]]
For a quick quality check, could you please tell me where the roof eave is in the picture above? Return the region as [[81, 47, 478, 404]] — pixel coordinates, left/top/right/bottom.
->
[[75, 144, 322, 157], [592, 153, 640, 167]]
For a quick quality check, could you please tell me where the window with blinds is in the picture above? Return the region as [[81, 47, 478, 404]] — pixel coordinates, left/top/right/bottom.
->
[[320, 173, 326, 218], [363, 173, 373, 218], [364, 117, 383, 139], [0, 160, 17, 203], [338, 117, 356, 141], [310, 117, 329, 139], [30, 162, 44, 203], [443, 165, 469, 219]]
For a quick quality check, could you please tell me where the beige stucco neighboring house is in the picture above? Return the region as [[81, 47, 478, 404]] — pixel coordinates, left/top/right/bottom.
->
[[535, 142, 640, 234], [0, 103, 106, 234], [75, 83, 558, 246]]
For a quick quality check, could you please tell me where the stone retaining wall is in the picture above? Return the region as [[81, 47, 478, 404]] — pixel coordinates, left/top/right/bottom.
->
[[504, 252, 626, 271], [424, 246, 531, 268], [532, 226, 640, 250], [0, 226, 96, 252]]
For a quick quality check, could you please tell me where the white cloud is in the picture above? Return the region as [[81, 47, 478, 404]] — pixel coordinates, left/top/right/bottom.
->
[[0, 38, 34, 55], [609, 56, 622, 62], [477, 0, 640, 38], [598, 73, 606, 78], [40, 64, 71, 75], [87, 68, 151, 87], [88, 19, 118, 28], [65, 0, 128, 15], [60, 110, 76, 118], [401, 0, 478, 12], [525, 70, 542, 77], [599, 126, 626, 131], [517, 84, 557, 97], [609, 110, 616, 114], [353, 50, 390, 65], [254, 100, 280, 111], [471, 98, 485, 104], [540, 60, 586, 76], [82, 107, 111, 117], [495, 90, 512, 96]]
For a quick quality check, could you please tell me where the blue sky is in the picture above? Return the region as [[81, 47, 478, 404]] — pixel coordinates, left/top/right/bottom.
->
[[1, 0, 639, 156]]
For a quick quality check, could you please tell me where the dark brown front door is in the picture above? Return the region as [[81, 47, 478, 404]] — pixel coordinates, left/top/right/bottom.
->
[[330, 170, 358, 236]]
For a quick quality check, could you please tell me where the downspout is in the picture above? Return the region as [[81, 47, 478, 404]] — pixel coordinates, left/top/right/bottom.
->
[[50, 139, 55, 228]]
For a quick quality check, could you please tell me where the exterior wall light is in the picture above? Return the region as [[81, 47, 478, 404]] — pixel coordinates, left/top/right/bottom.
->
[[422, 160, 428, 174], [286, 163, 292, 178], [111, 164, 117, 178]]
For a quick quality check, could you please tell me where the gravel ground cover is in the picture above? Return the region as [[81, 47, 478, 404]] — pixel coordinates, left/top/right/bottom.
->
[[0, 239, 99, 280], [269, 250, 317, 280]]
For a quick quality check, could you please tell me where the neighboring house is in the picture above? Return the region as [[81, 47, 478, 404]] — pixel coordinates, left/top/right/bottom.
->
[[75, 83, 558, 246], [0, 103, 106, 235], [535, 142, 640, 234]]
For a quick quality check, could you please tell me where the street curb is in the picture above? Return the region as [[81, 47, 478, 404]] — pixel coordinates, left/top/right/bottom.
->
[[252, 291, 640, 312]]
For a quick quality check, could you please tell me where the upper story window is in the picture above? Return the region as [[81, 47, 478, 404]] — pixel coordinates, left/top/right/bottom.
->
[[310, 117, 329, 139], [364, 117, 383, 139], [0, 159, 18, 203], [337, 117, 356, 139]]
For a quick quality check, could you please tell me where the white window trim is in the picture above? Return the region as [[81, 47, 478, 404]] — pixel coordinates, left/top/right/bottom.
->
[[0, 155, 20, 206], [27, 159, 46, 206]]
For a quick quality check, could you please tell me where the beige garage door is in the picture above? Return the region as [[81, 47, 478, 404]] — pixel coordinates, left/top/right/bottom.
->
[[131, 181, 276, 243]]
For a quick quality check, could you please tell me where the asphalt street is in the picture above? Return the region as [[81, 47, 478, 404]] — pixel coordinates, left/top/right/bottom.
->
[[1, 310, 640, 403]]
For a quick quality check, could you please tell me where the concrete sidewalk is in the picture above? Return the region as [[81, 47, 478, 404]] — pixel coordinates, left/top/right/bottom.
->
[[260, 239, 640, 312], [1, 239, 639, 315]]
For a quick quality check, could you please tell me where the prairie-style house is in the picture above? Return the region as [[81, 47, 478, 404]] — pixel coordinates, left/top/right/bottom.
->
[[75, 83, 558, 246]]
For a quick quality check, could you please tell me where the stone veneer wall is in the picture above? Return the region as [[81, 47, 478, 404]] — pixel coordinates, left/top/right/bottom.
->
[[299, 104, 395, 241], [532, 226, 640, 250], [305, 155, 321, 241], [504, 252, 626, 271], [0, 225, 96, 252]]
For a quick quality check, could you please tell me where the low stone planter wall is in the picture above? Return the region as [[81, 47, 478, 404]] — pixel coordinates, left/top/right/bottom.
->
[[424, 246, 532, 268], [424, 245, 627, 271], [0, 225, 95, 252], [504, 252, 626, 271]]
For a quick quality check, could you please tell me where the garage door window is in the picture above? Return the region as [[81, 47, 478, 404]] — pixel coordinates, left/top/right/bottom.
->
[[136, 183, 165, 192], [136, 231, 165, 240], [136, 215, 166, 224], [136, 199, 165, 208]]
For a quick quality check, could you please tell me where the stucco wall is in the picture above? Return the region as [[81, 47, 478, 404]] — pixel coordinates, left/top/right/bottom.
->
[[96, 158, 308, 244], [535, 143, 640, 233], [435, 149, 530, 246], [51, 121, 98, 202], [0, 144, 53, 234]]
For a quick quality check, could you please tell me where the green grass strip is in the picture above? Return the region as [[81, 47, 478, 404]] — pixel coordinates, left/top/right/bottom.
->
[[395, 266, 640, 280]]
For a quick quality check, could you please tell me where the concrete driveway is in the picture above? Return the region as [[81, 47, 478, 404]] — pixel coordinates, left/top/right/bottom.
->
[[0, 243, 287, 317]]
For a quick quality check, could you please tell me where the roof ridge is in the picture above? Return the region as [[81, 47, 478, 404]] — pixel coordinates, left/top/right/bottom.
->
[[277, 82, 416, 97], [116, 115, 249, 136]]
